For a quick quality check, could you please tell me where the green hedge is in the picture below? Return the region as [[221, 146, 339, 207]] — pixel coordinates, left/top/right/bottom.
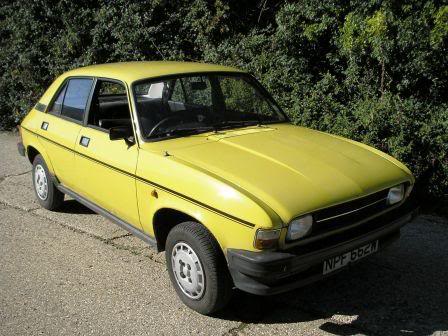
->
[[1, 0, 447, 202]]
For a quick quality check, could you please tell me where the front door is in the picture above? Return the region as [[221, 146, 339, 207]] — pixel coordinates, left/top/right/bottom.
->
[[74, 79, 141, 229]]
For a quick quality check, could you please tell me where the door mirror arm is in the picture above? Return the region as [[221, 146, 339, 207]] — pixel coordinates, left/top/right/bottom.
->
[[124, 135, 135, 147]]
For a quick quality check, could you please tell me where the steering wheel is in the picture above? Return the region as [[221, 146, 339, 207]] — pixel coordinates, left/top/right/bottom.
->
[[147, 115, 182, 138]]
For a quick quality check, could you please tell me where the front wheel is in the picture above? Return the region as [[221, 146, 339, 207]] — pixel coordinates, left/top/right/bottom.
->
[[165, 221, 233, 315]]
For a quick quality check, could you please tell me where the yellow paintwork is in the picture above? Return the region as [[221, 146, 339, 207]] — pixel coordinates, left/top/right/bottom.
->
[[74, 126, 141, 227], [20, 61, 414, 253]]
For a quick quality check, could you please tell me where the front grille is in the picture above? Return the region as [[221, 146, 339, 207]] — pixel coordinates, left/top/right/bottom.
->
[[288, 201, 412, 256], [312, 188, 391, 236]]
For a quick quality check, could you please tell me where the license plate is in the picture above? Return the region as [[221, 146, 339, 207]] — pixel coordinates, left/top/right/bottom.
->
[[323, 240, 379, 275]]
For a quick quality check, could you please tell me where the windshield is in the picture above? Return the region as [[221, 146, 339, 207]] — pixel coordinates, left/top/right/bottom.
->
[[132, 73, 287, 140]]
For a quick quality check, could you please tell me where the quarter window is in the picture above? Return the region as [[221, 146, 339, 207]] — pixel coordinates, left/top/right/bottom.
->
[[60, 78, 93, 122], [49, 83, 67, 114]]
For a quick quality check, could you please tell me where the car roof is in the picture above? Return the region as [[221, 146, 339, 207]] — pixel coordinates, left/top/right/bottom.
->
[[61, 61, 244, 83], [38, 61, 245, 106]]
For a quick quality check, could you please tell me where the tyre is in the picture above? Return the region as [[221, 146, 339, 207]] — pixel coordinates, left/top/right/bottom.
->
[[32, 154, 64, 210], [165, 221, 233, 315]]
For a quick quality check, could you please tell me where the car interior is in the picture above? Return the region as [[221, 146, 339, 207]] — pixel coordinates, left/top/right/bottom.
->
[[87, 79, 208, 136], [135, 79, 217, 138]]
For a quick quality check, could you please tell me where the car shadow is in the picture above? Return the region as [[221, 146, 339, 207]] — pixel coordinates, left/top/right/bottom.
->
[[217, 216, 448, 336], [54, 201, 446, 335], [55, 199, 95, 215]]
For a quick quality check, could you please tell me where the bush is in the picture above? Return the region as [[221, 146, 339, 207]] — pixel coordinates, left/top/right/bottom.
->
[[0, 0, 447, 203]]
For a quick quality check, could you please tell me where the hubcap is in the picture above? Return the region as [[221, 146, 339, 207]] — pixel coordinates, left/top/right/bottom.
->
[[34, 164, 48, 200], [171, 242, 205, 300]]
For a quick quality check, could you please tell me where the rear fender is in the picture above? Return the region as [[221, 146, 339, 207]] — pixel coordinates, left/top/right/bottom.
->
[[21, 126, 56, 176]]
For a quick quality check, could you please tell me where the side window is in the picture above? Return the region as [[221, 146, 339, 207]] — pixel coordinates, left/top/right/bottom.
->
[[49, 83, 67, 114], [87, 80, 131, 131], [61, 78, 93, 122], [99, 81, 126, 95]]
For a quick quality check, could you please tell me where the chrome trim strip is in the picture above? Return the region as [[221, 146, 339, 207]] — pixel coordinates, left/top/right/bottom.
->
[[316, 197, 388, 223]]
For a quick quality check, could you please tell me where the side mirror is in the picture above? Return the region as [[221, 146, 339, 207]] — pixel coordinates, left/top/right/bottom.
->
[[109, 125, 134, 144]]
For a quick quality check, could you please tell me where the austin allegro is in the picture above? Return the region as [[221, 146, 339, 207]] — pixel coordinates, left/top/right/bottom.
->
[[18, 62, 417, 314]]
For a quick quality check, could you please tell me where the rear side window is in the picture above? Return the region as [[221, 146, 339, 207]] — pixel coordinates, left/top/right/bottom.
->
[[49, 83, 67, 114], [60, 78, 93, 122]]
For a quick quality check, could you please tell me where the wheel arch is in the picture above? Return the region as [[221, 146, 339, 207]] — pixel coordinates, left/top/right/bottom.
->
[[27, 145, 40, 164], [153, 207, 211, 252], [26, 139, 55, 175]]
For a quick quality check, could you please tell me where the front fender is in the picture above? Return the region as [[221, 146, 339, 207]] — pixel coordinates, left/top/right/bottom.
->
[[135, 179, 259, 252]]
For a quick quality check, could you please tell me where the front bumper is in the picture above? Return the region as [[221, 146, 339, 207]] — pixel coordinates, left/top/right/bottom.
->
[[227, 202, 418, 296]]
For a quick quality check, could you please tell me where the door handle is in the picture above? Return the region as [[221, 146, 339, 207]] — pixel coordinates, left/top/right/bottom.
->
[[80, 136, 90, 147], [41, 121, 49, 130]]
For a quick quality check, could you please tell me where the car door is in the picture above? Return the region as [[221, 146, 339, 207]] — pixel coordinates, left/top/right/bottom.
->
[[37, 77, 94, 190], [73, 79, 141, 229]]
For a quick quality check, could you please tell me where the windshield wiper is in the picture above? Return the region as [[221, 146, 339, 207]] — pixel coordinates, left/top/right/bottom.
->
[[149, 120, 265, 139], [212, 120, 260, 131], [150, 126, 215, 139]]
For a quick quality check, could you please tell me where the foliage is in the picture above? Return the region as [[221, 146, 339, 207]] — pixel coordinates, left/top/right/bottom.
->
[[0, 0, 447, 201]]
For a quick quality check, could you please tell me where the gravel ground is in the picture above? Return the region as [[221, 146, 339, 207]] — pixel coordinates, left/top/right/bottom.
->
[[0, 131, 447, 336]]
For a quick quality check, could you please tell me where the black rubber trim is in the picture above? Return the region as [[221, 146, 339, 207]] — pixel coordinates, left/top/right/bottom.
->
[[56, 183, 159, 251], [17, 142, 25, 156], [227, 206, 418, 295], [34, 102, 47, 112], [21, 126, 255, 228]]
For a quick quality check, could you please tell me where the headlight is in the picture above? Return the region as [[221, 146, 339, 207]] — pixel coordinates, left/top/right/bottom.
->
[[254, 229, 281, 249], [387, 184, 405, 205], [286, 214, 313, 241]]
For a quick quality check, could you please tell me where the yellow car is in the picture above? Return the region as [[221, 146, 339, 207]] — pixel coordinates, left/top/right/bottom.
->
[[18, 61, 417, 314]]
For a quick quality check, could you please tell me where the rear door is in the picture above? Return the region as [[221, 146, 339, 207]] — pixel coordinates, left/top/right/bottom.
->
[[73, 79, 141, 228], [37, 77, 94, 189]]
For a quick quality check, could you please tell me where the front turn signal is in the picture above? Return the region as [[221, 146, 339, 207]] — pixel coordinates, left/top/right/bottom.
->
[[254, 229, 281, 250]]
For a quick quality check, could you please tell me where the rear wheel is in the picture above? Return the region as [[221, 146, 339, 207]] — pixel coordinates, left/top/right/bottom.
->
[[165, 221, 233, 315], [32, 154, 64, 210]]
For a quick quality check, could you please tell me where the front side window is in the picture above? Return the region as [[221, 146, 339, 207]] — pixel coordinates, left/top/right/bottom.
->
[[133, 73, 286, 140], [87, 80, 131, 130], [60, 78, 93, 122]]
